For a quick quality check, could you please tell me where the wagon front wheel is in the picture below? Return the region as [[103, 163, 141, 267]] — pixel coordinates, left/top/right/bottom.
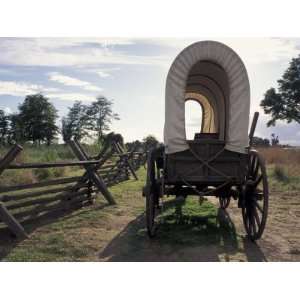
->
[[242, 150, 269, 241], [146, 191, 159, 237], [145, 149, 159, 238]]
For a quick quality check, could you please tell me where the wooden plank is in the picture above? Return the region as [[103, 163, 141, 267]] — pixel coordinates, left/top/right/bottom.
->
[[98, 163, 116, 170], [98, 169, 118, 176], [7, 160, 101, 169], [0, 183, 88, 202], [0, 176, 82, 193], [0, 144, 23, 175], [14, 194, 92, 221], [6, 188, 89, 210], [0, 202, 28, 239], [74, 138, 89, 160], [93, 139, 111, 160]]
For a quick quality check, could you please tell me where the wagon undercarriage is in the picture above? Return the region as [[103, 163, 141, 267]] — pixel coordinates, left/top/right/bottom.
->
[[144, 146, 269, 241]]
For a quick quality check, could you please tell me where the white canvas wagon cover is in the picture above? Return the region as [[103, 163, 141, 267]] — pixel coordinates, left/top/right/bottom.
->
[[164, 41, 250, 154]]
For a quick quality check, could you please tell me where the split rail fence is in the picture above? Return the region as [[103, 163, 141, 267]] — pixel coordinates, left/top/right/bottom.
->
[[0, 139, 147, 239]]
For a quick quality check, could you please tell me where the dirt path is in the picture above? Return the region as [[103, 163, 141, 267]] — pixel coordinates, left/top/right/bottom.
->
[[98, 191, 300, 262]]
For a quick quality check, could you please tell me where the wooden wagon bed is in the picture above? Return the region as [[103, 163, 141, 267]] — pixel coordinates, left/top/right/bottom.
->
[[166, 139, 247, 185]]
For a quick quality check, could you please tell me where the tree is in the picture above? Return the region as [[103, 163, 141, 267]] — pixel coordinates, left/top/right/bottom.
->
[[61, 117, 73, 143], [142, 135, 159, 150], [86, 97, 119, 142], [252, 136, 270, 147], [271, 133, 279, 146], [102, 132, 124, 150], [0, 109, 9, 145], [261, 56, 300, 126], [126, 140, 143, 151], [7, 113, 24, 144], [18, 94, 59, 145], [62, 101, 90, 142]]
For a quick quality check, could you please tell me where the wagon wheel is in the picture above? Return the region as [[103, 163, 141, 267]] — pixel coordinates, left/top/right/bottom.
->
[[145, 149, 160, 238], [242, 150, 269, 241], [219, 196, 231, 209]]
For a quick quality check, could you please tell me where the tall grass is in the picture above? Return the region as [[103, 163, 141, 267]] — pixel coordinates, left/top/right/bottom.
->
[[0, 144, 100, 185], [257, 147, 300, 190], [258, 147, 300, 165]]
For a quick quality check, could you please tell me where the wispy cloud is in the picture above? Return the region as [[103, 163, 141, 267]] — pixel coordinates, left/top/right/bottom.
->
[[0, 78, 102, 102], [151, 37, 300, 64], [221, 38, 299, 64], [0, 80, 58, 96], [94, 67, 120, 78], [48, 72, 103, 92], [0, 38, 168, 67]]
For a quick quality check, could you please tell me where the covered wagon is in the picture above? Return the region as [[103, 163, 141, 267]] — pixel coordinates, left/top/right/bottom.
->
[[143, 40, 268, 241]]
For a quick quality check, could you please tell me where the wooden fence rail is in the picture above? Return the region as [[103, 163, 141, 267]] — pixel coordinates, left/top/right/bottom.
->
[[0, 139, 147, 239]]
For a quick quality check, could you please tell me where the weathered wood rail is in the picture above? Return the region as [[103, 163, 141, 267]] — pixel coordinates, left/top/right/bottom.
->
[[0, 139, 147, 239]]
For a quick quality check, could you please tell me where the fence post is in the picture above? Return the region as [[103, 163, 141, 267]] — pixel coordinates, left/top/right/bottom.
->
[[0, 144, 23, 175], [113, 142, 138, 180], [0, 145, 27, 238], [0, 202, 28, 239], [69, 140, 116, 205]]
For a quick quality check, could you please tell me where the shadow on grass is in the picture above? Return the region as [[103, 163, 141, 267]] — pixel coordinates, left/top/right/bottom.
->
[[0, 201, 109, 261], [99, 197, 267, 262]]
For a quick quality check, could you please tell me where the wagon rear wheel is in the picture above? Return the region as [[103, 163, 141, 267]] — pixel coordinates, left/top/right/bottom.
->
[[219, 196, 231, 209], [145, 149, 160, 238], [242, 150, 268, 241]]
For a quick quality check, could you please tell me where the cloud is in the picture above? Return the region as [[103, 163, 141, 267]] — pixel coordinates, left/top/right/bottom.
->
[[255, 114, 300, 145], [0, 38, 168, 67], [96, 70, 111, 78], [220, 38, 299, 65], [94, 67, 121, 78], [0, 80, 58, 96], [48, 72, 103, 92], [0, 37, 298, 70], [151, 37, 300, 65], [46, 93, 96, 102]]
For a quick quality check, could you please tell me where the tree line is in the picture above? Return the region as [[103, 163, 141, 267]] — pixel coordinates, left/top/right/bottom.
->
[[0, 93, 160, 150], [0, 93, 119, 146], [252, 133, 280, 147]]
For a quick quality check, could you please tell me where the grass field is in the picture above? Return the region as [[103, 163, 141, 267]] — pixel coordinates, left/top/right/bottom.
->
[[0, 147, 299, 261]]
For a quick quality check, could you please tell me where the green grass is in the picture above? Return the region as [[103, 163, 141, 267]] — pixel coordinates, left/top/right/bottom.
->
[[267, 165, 300, 192], [0, 168, 146, 261], [153, 197, 239, 248], [0, 144, 98, 186], [0, 167, 240, 262]]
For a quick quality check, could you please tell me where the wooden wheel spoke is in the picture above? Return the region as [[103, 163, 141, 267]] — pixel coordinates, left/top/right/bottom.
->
[[251, 212, 257, 234], [219, 196, 230, 209], [253, 206, 261, 227], [244, 209, 250, 230], [253, 160, 260, 178], [254, 200, 263, 214], [254, 174, 263, 187]]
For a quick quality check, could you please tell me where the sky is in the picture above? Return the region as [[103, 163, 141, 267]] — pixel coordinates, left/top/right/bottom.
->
[[0, 37, 300, 145]]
